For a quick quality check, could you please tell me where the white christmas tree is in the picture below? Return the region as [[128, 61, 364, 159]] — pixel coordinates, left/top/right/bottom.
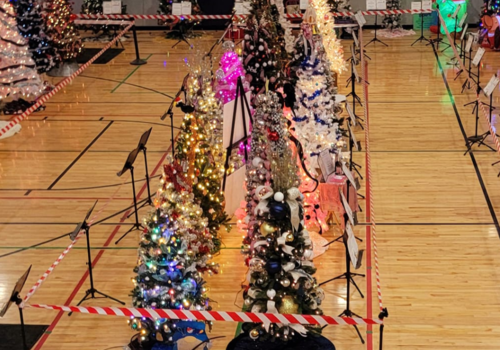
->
[[0, 0, 42, 103]]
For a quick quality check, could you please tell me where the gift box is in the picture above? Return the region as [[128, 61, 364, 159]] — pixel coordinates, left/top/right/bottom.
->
[[225, 27, 245, 40]]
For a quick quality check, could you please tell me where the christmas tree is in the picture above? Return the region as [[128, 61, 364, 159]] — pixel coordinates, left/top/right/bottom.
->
[[80, 0, 127, 35], [242, 0, 286, 101], [0, 0, 43, 103], [215, 41, 248, 104], [288, 26, 344, 236], [382, 0, 402, 29], [43, 0, 82, 61], [129, 160, 217, 350], [175, 61, 228, 254], [10, 0, 60, 74], [240, 91, 325, 342], [310, 0, 346, 76], [327, 0, 352, 12], [158, 0, 201, 15]]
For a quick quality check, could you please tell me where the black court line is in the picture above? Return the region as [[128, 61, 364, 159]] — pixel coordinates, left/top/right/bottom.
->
[[432, 44, 500, 239], [46, 121, 114, 190]]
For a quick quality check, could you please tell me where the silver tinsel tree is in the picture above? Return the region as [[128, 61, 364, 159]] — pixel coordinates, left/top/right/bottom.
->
[[382, 0, 402, 29]]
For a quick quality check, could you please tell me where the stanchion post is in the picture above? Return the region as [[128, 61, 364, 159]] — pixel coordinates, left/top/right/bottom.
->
[[378, 308, 388, 350], [130, 24, 147, 66]]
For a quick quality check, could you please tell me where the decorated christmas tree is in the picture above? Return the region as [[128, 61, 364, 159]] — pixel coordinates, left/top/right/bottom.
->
[[129, 160, 217, 350], [310, 0, 346, 76], [158, 0, 201, 15], [80, 0, 126, 35], [0, 0, 43, 104], [239, 91, 326, 342], [242, 0, 286, 101], [175, 61, 228, 254], [215, 41, 249, 104], [382, 0, 402, 29], [327, 0, 352, 12], [11, 0, 60, 74], [43, 0, 82, 61]]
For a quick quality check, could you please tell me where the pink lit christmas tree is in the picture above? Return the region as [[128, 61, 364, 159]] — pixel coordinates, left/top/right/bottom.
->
[[215, 41, 248, 104]]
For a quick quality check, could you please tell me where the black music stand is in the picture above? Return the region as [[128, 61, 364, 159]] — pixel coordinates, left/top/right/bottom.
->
[[161, 74, 189, 158], [0, 266, 32, 350], [364, 15, 388, 47], [127, 128, 153, 219], [71, 201, 125, 313], [115, 148, 144, 244], [411, 11, 431, 45], [319, 220, 365, 344]]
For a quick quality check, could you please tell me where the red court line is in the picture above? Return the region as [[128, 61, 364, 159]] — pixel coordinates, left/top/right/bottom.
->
[[33, 147, 170, 349]]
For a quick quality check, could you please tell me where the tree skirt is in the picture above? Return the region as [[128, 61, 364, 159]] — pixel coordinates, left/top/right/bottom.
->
[[227, 334, 336, 350], [0, 121, 21, 140], [372, 28, 416, 38]]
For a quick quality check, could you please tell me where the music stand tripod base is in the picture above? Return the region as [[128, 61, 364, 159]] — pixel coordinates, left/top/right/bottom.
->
[[131, 58, 147, 65]]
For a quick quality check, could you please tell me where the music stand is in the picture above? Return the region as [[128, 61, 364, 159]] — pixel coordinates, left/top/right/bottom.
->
[[411, 9, 431, 46], [127, 128, 154, 219], [70, 201, 125, 313], [161, 74, 189, 158], [115, 148, 144, 245], [364, 14, 388, 47], [319, 221, 365, 344], [0, 266, 31, 350]]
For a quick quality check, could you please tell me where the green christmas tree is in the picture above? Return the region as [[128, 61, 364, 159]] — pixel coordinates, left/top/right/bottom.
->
[[240, 91, 325, 342], [43, 0, 83, 61], [129, 160, 216, 350], [175, 64, 228, 254]]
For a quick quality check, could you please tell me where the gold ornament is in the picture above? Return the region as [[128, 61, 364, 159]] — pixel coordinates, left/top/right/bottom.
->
[[156, 332, 164, 341], [249, 328, 260, 340], [278, 295, 299, 314], [286, 232, 294, 242], [260, 222, 277, 236]]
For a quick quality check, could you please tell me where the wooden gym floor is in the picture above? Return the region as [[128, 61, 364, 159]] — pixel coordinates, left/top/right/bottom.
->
[[1, 29, 500, 350]]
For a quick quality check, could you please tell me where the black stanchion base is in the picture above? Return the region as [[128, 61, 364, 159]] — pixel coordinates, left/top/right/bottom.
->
[[130, 59, 147, 66], [227, 333, 336, 350]]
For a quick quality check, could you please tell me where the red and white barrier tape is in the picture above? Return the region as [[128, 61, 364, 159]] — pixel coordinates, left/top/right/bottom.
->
[[358, 31, 384, 313], [0, 22, 134, 139], [75, 19, 133, 25], [74, 9, 431, 21], [436, 12, 500, 157], [27, 304, 383, 326], [23, 171, 132, 304]]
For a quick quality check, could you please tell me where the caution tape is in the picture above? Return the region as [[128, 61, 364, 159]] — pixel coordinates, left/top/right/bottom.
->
[[74, 9, 431, 21], [436, 12, 500, 157], [27, 304, 383, 326], [358, 31, 384, 313], [75, 19, 133, 25], [0, 22, 134, 139]]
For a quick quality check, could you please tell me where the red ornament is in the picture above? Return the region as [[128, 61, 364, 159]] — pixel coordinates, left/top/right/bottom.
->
[[267, 128, 279, 142], [70, 14, 77, 21]]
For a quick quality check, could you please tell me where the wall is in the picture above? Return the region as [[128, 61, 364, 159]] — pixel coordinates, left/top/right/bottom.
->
[[69, 0, 484, 27]]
